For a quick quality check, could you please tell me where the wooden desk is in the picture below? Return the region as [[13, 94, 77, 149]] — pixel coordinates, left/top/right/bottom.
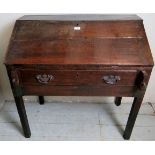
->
[[4, 14, 154, 139]]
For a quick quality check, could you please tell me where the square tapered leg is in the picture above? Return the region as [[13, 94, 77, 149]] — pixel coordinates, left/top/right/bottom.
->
[[14, 96, 31, 138], [115, 97, 122, 106], [123, 96, 143, 140], [38, 96, 44, 105]]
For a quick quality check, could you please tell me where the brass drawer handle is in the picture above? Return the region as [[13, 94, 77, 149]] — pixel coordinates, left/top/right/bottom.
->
[[102, 75, 121, 85], [36, 74, 54, 84]]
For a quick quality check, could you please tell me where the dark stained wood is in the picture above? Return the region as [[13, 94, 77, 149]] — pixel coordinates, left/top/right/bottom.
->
[[4, 14, 154, 139], [22, 85, 137, 97], [19, 69, 138, 86], [115, 97, 122, 106], [4, 15, 153, 66], [123, 96, 144, 140], [38, 96, 44, 105], [5, 39, 153, 66], [14, 96, 31, 138], [13, 21, 144, 41], [7, 64, 154, 71]]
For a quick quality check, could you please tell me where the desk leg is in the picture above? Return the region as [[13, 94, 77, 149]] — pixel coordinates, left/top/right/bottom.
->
[[14, 96, 31, 138], [114, 97, 122, 106], [38, 96, 44, 105], [123, 96, 143, 140]]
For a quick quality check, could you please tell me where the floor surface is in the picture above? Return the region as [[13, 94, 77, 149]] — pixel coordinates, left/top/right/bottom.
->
[[0, 100, 155, 141]]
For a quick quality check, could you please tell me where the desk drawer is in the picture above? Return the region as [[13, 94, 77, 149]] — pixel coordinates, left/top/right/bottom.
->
[[19, 69, 138, 86], [20, 70, 78, 85], [23, 85, 136, 97], [77, 70, 137, 86]]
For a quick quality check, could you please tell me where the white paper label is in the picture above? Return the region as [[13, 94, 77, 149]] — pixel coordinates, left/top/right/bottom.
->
[[74, 26, 81, 30]]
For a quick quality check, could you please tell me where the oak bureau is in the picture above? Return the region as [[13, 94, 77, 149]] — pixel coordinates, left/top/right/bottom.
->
[[4, 14, 154, 140]]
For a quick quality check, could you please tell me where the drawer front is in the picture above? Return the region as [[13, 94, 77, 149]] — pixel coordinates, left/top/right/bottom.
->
[[20, 70, 78, 85], [76, 70, 137, 86], [19, 69, 138, 86], [23, 85, 136, 97]]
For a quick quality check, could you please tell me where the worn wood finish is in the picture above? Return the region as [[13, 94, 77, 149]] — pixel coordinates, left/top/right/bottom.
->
[[13, 21, 144, 40], [19, 69, 138, 86], [4, 15, 153, 66], [22, 85, 137, 96], [4, 15, 154, 139], [5, 39, 153, 66]]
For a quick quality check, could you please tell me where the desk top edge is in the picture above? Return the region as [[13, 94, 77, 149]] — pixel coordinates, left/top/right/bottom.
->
[[18, 14, 142, 21]]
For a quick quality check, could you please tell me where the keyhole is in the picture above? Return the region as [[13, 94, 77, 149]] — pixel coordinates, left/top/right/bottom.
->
[[74, 23, 81, 31]]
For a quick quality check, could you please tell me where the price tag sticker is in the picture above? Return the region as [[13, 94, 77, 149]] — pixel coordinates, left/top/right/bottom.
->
[[74, 26, 81, 31]]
